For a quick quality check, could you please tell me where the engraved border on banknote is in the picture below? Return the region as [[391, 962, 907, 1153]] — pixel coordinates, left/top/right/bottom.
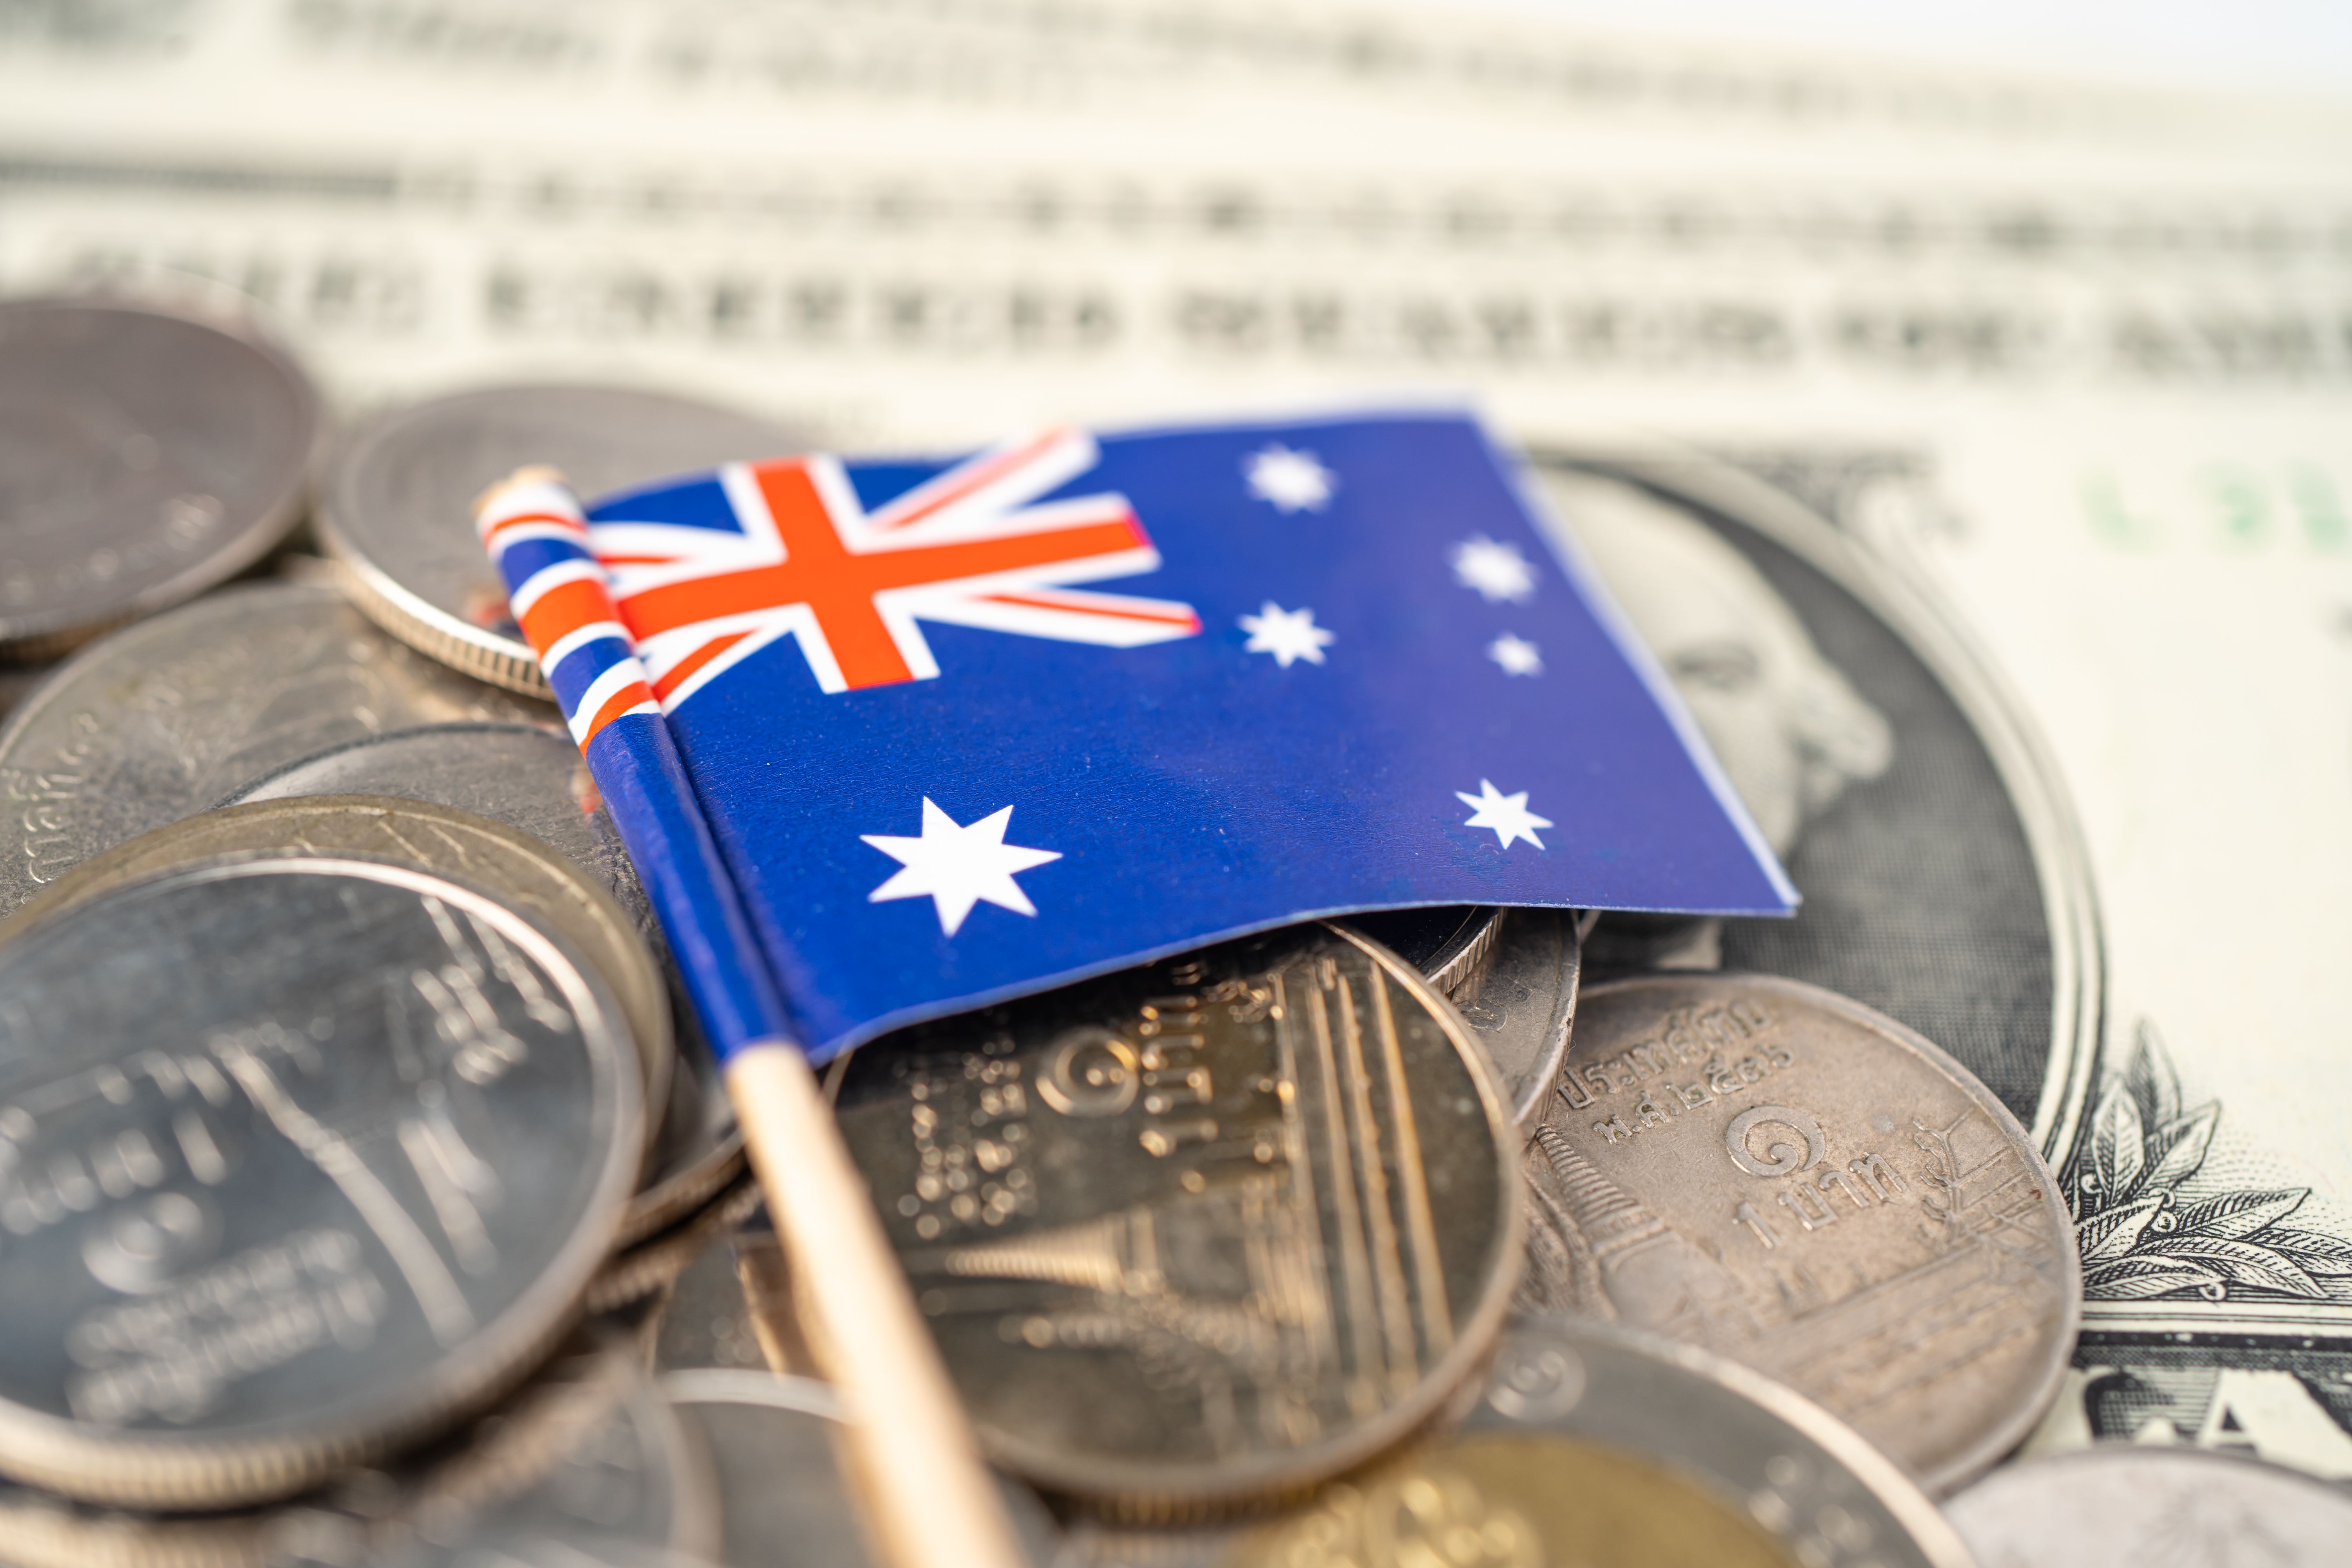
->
[[1526, 437, 2105, 1170]]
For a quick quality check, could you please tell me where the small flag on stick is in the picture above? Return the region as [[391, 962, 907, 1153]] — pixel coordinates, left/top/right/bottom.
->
[[475, 468, 1031, 1568]]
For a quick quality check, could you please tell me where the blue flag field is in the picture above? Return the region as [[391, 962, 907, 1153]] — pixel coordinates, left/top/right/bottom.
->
[[533, 412, 1792, 1057]]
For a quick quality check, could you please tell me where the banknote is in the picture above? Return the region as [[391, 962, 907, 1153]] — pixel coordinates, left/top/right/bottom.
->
[[4, 0, 2351, 1476]]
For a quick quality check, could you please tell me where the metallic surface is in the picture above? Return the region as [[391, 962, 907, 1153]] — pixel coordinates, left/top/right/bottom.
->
[[227, 722, 740, 1240], [831, 923, 1523, 1509], [0, 858, 642, 1506], [0, 795, 671, 1153], [1446, 908, 1582, 1132], [1227, 1429, 1798, 1568], [319, 383, 805, 695], [1943, 1446, 2352, 1567], [358, 1347, 718, 1568], [662, 1368, 1063, 1567], [1469, 1316, 1975, 1568], [0, 299, 319, 656], [1345, 906, 1504, 999], [1519, 974, 2080, 1493], [0, 583, 550, 919]]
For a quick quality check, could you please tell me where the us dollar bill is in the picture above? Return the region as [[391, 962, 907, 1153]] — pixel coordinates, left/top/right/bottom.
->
[[5, 0, 2351, 1478]]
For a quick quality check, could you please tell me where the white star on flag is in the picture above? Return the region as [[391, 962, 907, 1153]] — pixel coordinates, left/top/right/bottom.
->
[[1486, 632, 1543, 676], [1244, 445, 1337, 513], [863, 799, 1063, 935], [1239, 601, 1336, 667], [1450, 535, 1537, 603], [1456, 779, 1553, 851]]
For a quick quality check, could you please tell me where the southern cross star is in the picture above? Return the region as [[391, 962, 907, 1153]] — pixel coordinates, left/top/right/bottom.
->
[[1239, 601, 1336, 667], [1486, 632, 1543, 676], [863, 799, 1062, 935], [1244, 444, 1337, 513], [1456, 779, 1553, 851], [1449, 535, 1538, 603]]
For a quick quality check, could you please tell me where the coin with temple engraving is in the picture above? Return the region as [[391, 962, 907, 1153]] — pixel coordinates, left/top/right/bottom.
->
[[1466, 1316, 1973, 1568], [832, 922, 1523, 1512], [223, 722, 741, 1242], [0, 298, 319, 658], [1518, 974, 2078, 1493], [0, 857, 642, 1508], [321, 383, 806, 695], [0, 582, 550, 920]]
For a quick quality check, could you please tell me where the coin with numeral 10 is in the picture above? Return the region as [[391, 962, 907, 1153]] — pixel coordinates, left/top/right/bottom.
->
[[832, 922, 1523, 1514], [1517, 973, 2079, 1494]]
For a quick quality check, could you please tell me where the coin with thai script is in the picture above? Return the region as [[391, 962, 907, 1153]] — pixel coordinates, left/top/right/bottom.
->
[[0, 795, 670, 1161], [223, 722, 743, 1241], [0, 857, 642, 1507], [0, 298, 319, 657], [1518, 973, 2079, 1492], [1942, 1445, 2352, 1567], [321, 383, 806, 694], [831, 922, 1523, 1512], [662, 1368, 1063, 1567], [1228, 1428, 1798, 1568], [1468, 1316, 1973, 1568], [0, 582, 550, 919]]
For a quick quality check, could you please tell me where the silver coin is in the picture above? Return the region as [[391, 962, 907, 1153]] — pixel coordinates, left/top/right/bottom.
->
[[0, 795, 672, 1167], [347, 1347, 719, 1568], [228, 724, 646, 933], [1943, 1446, 2352, 1567], [0, 1344, 710, 1568], [1343, 906, 1504, 997], [650, 1210, 780, 1378], [832, 922, 1523, 1511], [1519, 973, 2080, 1493], [0, 298, 321, 656], [320, 383, 806, 694], [1446, 908, 1581, 1132], [662, 1369, 1063, 1567], [0, 581, 550, 919], [0, 857, 643, 1507], [223, 722, 744, 1241], [1469, 1315, 1972, 1568]]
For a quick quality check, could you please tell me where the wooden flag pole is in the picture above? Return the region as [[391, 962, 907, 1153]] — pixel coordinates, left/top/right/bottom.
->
[[730, 1045, 1029, 1568], [474, 470, 1027, 1568]]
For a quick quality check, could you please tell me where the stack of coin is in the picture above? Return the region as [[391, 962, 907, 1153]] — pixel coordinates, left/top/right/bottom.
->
[[7, 289, 2286, 1568]]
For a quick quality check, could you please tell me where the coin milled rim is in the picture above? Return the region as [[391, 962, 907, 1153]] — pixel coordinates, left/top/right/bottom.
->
[[0, 856, 645, 1509], [0, 297, 322, 657], [1571, 972, 2085, 1494], [967, 921, 1527, 1512]]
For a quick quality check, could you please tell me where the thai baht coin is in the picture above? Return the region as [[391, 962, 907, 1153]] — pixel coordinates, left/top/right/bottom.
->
[[0, 298, 319, 658], [1518, 973, 2079, 1493], [832, 922, 1522, 1513], [320, 384, 805, 695], [0, 857, 642, 1507]]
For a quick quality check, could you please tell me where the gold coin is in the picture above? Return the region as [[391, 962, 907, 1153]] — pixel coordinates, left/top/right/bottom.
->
[[1229, 1431, 1795, 1568]]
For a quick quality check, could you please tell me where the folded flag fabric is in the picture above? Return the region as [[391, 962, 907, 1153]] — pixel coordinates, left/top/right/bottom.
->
[[487, 412, 1793, 1060]]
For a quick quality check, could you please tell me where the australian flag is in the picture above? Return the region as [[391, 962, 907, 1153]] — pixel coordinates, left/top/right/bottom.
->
[[517, 412, 1793, 1059]]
